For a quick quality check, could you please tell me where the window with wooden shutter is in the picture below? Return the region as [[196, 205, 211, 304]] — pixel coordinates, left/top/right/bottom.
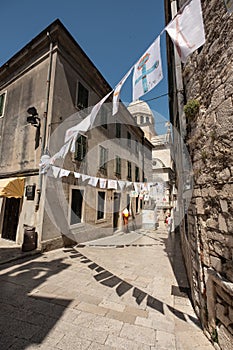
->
[[74, 135, 87, 161]]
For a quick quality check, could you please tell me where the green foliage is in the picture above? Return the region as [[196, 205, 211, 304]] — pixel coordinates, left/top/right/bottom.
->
[[184, 99, 200, 119]]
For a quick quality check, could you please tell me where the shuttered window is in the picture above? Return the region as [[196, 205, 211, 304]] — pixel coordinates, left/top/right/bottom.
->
[[74, 135, 87, 161]]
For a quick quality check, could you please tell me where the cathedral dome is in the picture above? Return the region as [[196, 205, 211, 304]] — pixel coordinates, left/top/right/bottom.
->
[[128, 100, 153, 116]]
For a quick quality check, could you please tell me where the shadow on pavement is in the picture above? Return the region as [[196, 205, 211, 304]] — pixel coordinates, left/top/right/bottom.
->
[[0, 256, 72, 350], [68, 248, 200, 328]]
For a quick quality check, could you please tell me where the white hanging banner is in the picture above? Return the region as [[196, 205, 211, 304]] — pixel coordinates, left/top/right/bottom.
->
[[59, 169, 70, 178], [99, 178, 107, 189], [88, 177, 99, 187], [112, 68, 133, 116], [51, 139, 72, 162], [74, 172, 81, 179], [132, 36, 163, 101], [165, 0, 206, 63], [65, 91, 113, 143]]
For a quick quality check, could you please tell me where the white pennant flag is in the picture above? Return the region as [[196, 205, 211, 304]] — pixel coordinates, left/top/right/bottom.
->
[[81, 174, 90, 182], [165, 0, 205, 63], [59, 169, 70, 178], [107, 180, 117, 190], [88, 177, 99, 187], [74, 172, 81, 179], [99, 178, 107, 189], [65, 91, 112, 143], [112, 68, 133, 116], [118, 180, 125, 191], [51, 166, 60, 178], [132, 36, 163, 101]]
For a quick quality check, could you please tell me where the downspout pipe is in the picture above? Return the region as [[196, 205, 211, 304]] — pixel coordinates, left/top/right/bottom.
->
[[35, 34, 53, 211]]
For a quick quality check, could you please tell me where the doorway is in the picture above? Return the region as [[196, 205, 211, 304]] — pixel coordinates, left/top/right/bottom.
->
[[1, 197, 21, 241], [113, 192, 121, 231]]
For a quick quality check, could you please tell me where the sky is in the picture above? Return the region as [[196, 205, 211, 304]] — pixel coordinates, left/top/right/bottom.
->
[[1, 0, 170, 134]]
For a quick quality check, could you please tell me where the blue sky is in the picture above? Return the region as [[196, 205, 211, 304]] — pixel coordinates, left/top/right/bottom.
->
[[1, 0, 169, 134]]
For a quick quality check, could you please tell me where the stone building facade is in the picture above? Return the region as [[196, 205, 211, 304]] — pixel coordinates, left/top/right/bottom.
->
[[165, 1, 233, 349], [0, 20, 152, 251], [128, 100, 175, 222]]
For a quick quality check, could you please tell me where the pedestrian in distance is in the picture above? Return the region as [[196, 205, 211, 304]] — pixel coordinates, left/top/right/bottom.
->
[[166, 212, 172, 234], [122, 207, 130, 233]]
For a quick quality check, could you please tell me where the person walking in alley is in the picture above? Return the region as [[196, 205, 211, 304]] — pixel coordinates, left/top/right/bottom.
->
[[166, 212, 172, 234], [122, 207, 130, 233]]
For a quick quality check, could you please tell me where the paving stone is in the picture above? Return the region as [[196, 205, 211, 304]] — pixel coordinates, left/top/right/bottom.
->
[[120, 323, 156, 346], [156, 330, 176, 349], [105, 334, 151, 350], [75, 301, 108, 316], [99, 299, 125, 312], [88, 315, 123, 335], [87, 342, 116, 350], [56, 334, 91, 350], [106, 309, 136, 324]]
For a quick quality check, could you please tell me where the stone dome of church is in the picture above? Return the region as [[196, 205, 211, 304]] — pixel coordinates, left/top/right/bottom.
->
[[128, 100, 153, 117]]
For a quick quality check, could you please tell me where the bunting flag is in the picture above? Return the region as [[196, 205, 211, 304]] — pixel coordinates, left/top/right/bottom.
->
[[59, 169, 70, 178], [165, 0, 205, 63], [65, 91, 112, 144], [99, 178, 107, 189], [81, 174, 90, 182], [88, 177, 99, 187], [52, 166, 60, 178], [107, 179, 117, 189], [74, 172, 81, 179], [118, 180, 125, 191], [112, 68, 133, 116], [132, 36, 163, 101]]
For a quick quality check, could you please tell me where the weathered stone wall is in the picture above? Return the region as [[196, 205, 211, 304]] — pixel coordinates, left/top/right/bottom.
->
[[181, 0, 233, 349]]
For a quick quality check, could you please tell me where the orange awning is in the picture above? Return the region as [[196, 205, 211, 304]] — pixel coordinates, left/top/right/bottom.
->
[[0, 177, 25, 198]]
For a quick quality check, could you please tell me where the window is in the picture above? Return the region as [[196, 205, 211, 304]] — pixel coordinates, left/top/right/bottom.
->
[[140, 116, 144, 124], [116, 122, 121, 138], [135, 166, 140, 182], [100, 106, 108, 129], [76, 82, 88, 110], [115, 156, 121, 177], [146, 116, 150, 123], [74, 135, 87, 161], [135, 140, 139, 155], [0, 92, 6, 117], [97, 191, 106, 220], [127, 132, 131, 148], [127, 161, 132, 180], [70, 189, 84, 225], [99, 146, 108, 171]]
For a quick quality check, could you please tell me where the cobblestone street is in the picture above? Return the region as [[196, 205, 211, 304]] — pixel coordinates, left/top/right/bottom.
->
[[0, 226, 215, 349]]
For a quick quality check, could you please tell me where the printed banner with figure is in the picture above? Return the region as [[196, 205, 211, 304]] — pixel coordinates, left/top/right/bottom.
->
[[165, 0, 205, 63], [132, 36, 163, 101]]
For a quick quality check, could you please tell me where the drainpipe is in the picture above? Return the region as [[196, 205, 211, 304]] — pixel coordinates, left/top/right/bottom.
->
[[35, 33, 53, 211]]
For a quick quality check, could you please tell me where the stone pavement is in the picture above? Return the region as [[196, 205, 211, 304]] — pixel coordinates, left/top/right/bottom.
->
[[0, 226, 215, 350]]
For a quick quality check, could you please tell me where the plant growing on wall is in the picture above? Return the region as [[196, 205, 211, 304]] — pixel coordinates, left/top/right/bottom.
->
[[184, 99, 200, 119]]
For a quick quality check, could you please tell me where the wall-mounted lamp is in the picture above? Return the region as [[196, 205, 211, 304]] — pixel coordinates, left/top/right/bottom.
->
[[26, 106, 41, 149]]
